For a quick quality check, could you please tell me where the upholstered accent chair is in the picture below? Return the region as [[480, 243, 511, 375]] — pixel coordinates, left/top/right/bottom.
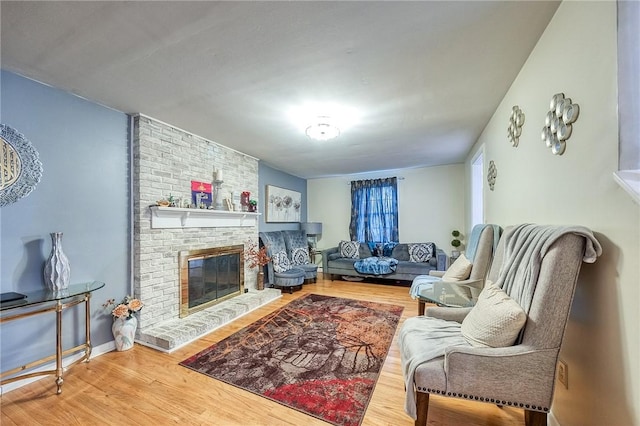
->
[[399, 224, 602, 426], [258, 231, 306, 291], [415, 224, 502, 315], [282, 230, 318, 282]]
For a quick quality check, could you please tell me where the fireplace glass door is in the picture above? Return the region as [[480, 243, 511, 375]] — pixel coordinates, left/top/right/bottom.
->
[[179, 245, 244, 317], [188, 254, 239, 308]]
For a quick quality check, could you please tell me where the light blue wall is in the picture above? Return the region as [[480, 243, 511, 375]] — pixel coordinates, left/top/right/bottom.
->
[[1, 70, 130, 371], [0, 71, 307, 377], [258, 162, 307, 232]]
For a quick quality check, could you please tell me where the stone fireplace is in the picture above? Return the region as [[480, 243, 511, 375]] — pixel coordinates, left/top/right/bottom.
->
[[131, 114, 279, 351]]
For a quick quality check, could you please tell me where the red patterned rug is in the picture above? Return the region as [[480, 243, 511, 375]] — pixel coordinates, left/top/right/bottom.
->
[[180, 293, 403, 426]]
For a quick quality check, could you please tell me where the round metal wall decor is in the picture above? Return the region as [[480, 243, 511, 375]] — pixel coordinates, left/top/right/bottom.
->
[[0, 124, 43, 207], [487, 160, 497, 191], [508, 105, 525, 147], [541, 93, 580, 155]]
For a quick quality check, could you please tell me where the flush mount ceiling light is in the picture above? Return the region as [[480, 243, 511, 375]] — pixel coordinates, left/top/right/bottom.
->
[[305, 117, 340, 141], [289, 103, 360, 141]]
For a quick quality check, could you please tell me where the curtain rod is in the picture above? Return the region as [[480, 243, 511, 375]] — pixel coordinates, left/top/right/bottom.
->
[[347, 176, 405, 185]]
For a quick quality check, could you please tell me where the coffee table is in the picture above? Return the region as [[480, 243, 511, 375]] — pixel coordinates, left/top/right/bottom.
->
[[417, 281, 479, 315]]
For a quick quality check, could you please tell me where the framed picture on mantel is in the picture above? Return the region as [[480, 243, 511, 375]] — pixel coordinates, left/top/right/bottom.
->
[[265, 185, 302, 223]]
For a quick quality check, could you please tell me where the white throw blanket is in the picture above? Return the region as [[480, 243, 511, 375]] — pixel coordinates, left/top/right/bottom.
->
[[399, 316, 468, 419]]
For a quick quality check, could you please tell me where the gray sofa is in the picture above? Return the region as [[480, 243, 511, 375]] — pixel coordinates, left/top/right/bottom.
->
[[322, 242, 446, 282]]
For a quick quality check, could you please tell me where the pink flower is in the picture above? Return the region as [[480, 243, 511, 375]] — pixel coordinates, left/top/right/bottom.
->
[[112, 304, 130, 319], [104, 295, 144, 320], [128, 299, 143, 311]]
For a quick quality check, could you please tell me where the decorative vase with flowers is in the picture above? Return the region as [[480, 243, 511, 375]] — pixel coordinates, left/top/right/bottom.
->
[[103, 295, 144, 351], [244, 240, 271, 290]]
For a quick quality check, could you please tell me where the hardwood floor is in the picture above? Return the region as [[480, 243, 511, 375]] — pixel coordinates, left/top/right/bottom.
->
[[1, 277, 525, 425]]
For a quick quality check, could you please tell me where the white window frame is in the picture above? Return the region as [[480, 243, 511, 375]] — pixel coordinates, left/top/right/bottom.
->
[[614, 0, 640, 204]]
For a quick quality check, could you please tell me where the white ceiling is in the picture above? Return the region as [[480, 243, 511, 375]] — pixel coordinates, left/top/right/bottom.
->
[[1, 1, 559, 179]]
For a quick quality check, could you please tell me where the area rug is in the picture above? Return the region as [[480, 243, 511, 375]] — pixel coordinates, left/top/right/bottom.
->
[[180, 293, 403, 426]]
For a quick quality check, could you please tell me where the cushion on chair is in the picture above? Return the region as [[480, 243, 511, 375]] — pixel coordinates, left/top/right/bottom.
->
[[339, 240, 360, 259], [291, 247, 311, 265], [408, 243, 434, 262], [274, 267, 305, 287], [272, 250, 292, 273], [442, 253, 473, 281], [461, 282, 527, 348], [296, 263, 318, 280]]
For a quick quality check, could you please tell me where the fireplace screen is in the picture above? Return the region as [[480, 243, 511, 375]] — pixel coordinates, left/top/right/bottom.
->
[[179, 245, 244, 317]]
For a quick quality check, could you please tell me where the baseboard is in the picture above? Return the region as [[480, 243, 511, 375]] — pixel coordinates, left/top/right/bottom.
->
[[0, 340, 115, 395], [549, 409, 560, 426]]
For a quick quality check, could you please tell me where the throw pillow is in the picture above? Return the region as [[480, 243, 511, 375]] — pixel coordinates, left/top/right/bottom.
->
[[461, 282, 527, 348], [442, 253, 472, 281], [291, 247, 310, 265], [339, 240, 360, 259], [408, 243, 433, 262], [272, 250, 292, 273]]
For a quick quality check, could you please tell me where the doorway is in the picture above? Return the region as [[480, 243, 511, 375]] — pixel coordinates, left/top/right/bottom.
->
[[471, 149, 484, 228]]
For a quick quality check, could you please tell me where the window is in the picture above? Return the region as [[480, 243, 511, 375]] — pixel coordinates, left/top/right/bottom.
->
[[614, 0, 640, 204], [349, 177, 399, 242]]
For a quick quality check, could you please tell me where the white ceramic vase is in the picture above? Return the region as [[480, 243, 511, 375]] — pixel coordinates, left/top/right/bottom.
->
[[112, 316, 137, 351], [44, 232, 70, 291]]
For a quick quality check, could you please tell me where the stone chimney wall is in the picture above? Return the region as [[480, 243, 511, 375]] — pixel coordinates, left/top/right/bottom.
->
[[132, 114, 259, 333]]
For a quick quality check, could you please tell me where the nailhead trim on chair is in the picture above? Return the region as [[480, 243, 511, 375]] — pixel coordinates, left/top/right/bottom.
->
[[417, 388, 549, 412]]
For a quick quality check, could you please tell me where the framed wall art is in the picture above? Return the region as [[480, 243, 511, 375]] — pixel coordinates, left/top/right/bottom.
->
[[265, 185, 302, 222]]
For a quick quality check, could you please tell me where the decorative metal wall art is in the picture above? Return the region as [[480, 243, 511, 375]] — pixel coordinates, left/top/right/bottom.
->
[[487, 160, 497, 191], [508, 106, 525, 147], [1, 124, 43, 207], [541, 93, 580, 155]]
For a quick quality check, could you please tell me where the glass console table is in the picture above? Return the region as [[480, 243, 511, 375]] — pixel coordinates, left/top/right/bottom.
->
[[0, 281, 105, 394], [417, 280, 479, 315]]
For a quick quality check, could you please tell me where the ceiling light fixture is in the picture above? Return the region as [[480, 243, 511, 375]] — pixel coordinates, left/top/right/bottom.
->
[[288, 103, 360, 141], [305, 117, 340, 141]]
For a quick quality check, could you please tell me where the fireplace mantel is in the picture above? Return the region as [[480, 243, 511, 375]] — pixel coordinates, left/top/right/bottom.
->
[[149, 206, 260, 228]]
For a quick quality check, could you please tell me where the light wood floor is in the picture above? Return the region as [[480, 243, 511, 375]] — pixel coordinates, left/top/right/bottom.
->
[[1, 277, 525, 426]]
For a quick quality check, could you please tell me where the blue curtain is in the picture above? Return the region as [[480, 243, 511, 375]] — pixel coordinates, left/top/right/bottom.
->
[[349, 177, 399, 242]]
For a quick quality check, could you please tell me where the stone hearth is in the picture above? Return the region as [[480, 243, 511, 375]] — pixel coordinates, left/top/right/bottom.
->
[[137, 288, 280, 352]]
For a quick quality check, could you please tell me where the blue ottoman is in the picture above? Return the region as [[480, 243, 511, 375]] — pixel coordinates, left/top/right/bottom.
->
[[274, 267, 305, 293]]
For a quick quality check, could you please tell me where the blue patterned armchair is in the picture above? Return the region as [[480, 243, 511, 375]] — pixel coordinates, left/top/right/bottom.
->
[[282, 230, 318, 282], [258, 231, 311, 291]]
